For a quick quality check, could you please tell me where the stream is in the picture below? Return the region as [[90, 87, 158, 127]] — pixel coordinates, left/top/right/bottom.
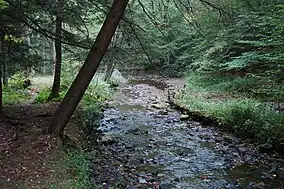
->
[[90, 76, 284, 189]]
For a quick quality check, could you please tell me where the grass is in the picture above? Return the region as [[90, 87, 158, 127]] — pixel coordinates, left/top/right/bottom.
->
[[32, 74, 111, 105], [179, 73, 284, 144], [48, 149, 101, 189], [64, 150, 90, 189], [185, 74, 284, 101]]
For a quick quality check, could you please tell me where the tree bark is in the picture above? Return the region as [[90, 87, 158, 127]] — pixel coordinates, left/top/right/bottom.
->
[[49, 0, 62, 99], [0, 65, 2, 114], [48, 0, 129, 135], [104, 60, 115, 82], [0, 30, 4, 113], [3, 62, 8, 87]]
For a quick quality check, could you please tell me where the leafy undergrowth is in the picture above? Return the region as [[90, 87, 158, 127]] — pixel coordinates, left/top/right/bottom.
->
[[178, 74, 284, 147], [3, 73, 32, 105]]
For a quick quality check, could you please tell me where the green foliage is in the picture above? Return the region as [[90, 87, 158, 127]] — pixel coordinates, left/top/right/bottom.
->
[[186, 73, 284, 102], [2, 73, 31, 105], [0, 0, 8, 8], [33, 88, 50, 103], [214, 99, 284, 142], [194, 2, 284, 84], [81, 78, 111, 110], [49, 149, 103, 189], [182, 74, 284, 144], [3, 87, 30, 105], [61, 59, 83, 86], [60, 59, 111, 107], [116, 0, 284, 79], [34, 88, 67, 103], [220, 52, 260, 71], [64, 150, 92, 189], [34, 59, 111, 105], [9, 72, 26, 89]]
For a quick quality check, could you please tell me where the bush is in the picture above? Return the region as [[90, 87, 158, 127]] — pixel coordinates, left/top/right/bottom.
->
[[34, 88, 51, 103]]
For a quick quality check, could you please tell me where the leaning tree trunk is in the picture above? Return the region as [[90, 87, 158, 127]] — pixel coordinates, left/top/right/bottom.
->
[[49, 0, 62, 99], [48, 0, 129, 135]]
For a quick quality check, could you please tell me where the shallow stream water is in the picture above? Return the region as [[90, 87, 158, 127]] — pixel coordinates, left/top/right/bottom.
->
[[91, 78, 284, 189]]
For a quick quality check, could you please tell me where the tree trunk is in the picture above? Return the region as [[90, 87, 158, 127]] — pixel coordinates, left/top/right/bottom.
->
[[49, 0, 62, 99], [3, 62, 8, 87], [0, 30, 4, 113], [104, 60, 115, 82], [48, 0, 129, 135], [0, 65, 2, 114]]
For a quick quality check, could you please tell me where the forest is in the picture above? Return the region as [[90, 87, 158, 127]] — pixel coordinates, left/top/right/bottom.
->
[[1, 0, 284, 188]]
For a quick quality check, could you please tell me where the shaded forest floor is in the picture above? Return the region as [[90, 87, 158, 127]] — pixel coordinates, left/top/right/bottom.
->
[[0, 103, 85, 189]]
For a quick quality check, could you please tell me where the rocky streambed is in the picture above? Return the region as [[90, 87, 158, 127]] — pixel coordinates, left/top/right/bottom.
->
[[90, 77, 284, 189]]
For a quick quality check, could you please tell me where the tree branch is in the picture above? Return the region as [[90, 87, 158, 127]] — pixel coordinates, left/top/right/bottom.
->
[[4, 0, 90, 49]]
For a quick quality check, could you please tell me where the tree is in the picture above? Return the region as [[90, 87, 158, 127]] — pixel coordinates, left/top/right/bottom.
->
[[48, 0, 129, 135], [49, 0, 62, 99], [0, 29, 4, 113]]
